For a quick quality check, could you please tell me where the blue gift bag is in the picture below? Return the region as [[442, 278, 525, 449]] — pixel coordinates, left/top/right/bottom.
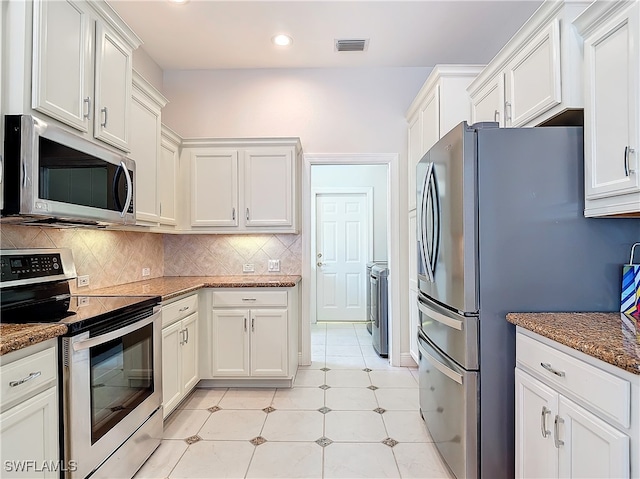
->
[[621, 242, 640, 319]]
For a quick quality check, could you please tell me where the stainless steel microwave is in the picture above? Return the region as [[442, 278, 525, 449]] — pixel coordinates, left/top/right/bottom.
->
[[2, 115, 135, 226]]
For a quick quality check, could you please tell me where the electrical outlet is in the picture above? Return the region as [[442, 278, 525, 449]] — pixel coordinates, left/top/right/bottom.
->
[[77, 275, 89, 288], [77, 296, 90, 306], [142, 267, 150, 277], [268, 259, 280, 272], [243, 263, 255, 273]]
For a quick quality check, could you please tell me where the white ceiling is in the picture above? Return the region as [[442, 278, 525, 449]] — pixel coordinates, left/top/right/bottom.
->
[[108, 1, 544, 71]]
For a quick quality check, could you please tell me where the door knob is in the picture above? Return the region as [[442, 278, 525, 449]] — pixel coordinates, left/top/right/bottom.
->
[[317, 253, 322, 258], [317, 262, 323, 267]]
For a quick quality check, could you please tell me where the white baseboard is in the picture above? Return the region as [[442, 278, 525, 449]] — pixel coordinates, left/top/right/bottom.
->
[[400, 352, 418, 368]]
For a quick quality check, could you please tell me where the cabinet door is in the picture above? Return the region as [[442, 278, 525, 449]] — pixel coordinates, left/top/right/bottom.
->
[[159, 134, 178, 225], [557, 396, 629, 479], [243, 148, 293, 227], [130, 88, 161, 224], [515, 369, 559, 479], [181, 313, 199, 393], [583, 4, 640, 199], [407, 113, 421, 211], [93, 22, 132, 151], [471, 74, 504, 126], [250, 309, 288, 377], [0, 387, 58, 479], [31, 0, 92, 132], [505, 20, 561, 127], [420, 85, 440, 156], [162, 321, 182, 418], [191, 150, 238, 227], [211, 309, 249, 376]]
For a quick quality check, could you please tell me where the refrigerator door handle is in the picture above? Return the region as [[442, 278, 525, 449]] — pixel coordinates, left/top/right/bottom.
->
[[419, 162, 435, 282], [417, 300, 463, 331], [421, 346, 463, 385]]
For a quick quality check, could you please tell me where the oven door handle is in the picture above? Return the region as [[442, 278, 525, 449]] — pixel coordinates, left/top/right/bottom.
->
[[72, 312, 157, 352]]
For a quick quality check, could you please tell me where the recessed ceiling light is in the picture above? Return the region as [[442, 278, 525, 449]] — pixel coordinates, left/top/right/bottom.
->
[[272, 34, 293, 47]]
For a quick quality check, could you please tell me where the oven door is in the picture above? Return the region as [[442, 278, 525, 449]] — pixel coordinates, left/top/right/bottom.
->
[[63, 308, 161, 479]]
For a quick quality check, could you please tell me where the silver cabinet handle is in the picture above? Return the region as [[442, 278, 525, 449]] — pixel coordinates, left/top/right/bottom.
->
[[179, 329, 185, 345], [185, 327, 189, 344], [9, 371, 42, 387], [178, 306, 190, 312], [494, 109, 500, 122], [244, 317, 247, 332], [232, 207, 236, 221], [120, 161, 133, 219], [83, 97, 91, 119], [101, 106, 108, 127], [242, 298, 256, 301], [554, 415, 564, 448], [251, 317, 255, 332], [624, 146, 636, 176], [540, 362, 565, 377], [246, 208, 250, 221], [505, 101, 512, 122], [541, 406, 551, 438]]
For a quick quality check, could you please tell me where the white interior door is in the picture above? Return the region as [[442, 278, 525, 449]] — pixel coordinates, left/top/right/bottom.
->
[[315, 193, 369, 321]]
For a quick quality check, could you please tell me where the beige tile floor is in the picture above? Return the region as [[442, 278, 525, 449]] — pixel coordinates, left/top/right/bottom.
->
[[134, 322, 454, 479]]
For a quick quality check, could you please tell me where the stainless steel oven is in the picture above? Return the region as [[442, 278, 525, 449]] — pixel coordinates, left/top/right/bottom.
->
[[62, 301, 162, 479], [0, 248, 161, 479]]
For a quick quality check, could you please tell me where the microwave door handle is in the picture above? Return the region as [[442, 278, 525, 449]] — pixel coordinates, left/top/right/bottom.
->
[[120, 161, 132, 218], [72, 312, 157, 352]]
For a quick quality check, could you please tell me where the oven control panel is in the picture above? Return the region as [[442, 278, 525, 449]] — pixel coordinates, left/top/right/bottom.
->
[[1, 253, 63, 281]]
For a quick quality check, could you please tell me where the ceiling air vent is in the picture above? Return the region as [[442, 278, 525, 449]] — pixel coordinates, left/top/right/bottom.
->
[[335, 39, 369, 52]]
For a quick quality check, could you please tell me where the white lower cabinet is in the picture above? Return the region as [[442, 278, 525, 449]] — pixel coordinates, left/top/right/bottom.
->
[[207, 287, 299, 386], [0, 340, 59, 479], [515, 330, 636, 478], [161, 294, 199, 418]]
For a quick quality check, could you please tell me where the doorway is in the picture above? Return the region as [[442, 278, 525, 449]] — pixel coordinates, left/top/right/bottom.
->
[[312, 188, 373, 322], [302, 155, 401, 366]]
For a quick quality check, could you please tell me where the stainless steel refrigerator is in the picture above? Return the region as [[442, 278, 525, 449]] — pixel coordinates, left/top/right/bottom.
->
[[415, 122, 639, 479]]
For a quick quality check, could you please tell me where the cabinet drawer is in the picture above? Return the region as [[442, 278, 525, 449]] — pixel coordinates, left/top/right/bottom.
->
[[212, 290, 287, 308], [0, 347, 57, 409], [162, 294, 198, 328], [516, 333, 630, 428]]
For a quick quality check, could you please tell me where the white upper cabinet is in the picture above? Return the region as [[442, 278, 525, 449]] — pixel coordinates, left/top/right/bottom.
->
[[129, 71, 168, 225], [183, 138, 302, 233], [575, 0, 640, 217], [27, 0, 140, 151], [158, 126, 180, 226], [468, 1, 589, 128], [406, 65, 483, 211]]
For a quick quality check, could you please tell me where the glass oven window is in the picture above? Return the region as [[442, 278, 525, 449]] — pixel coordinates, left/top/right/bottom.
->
[[89, 323, 154, 444]]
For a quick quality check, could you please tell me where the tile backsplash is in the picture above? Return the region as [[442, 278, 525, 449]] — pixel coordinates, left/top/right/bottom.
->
[[163, 234, 302, 276], [0, 225, 302, 290], [1, 225, 164, 291]]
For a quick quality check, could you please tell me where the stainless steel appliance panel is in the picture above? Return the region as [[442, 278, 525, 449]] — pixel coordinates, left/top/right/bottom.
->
[[417, 123, 483, 314], [417, 293, 478, 370], [418, 333, 477, 479], [371, 265, 389, 357]]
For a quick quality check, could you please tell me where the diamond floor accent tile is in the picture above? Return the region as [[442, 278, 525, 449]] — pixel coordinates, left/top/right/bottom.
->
[[262, 406, 276, 413], [207, 405, 222, 413], [373, 407, 386, 414], [317, 406, 332, 414], [382, 438, 399, 448], [319, 384, 331, 390], [185, 435, 202, 445], [367, 385, 379, 390], [320, 367, 331, 372], [250, 436, 267, 446], [363, 368, 373, 372], [315, 436, 333, 447]]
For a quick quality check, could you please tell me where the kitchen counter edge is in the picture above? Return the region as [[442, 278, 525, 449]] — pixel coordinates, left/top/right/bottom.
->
[[0, 323, 68, 356], [506, 312, 640, 375]]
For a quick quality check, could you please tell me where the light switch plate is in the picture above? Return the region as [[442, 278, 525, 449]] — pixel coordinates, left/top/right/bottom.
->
[[142, 267, 150, 277], [243, 263, 255, 273], [268, 259, 280, 272]]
